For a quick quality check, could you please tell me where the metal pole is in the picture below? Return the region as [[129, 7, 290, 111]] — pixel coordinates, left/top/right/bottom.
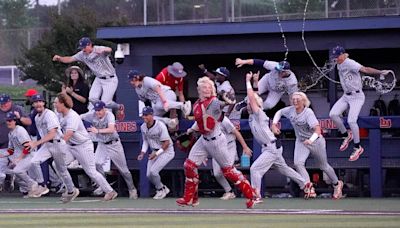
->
[[11, 67, 15, 85], [231, 0, 235, 22], [144, 0, 147, 25], [325, 0, 328, 18], [57, 0, 61, 15]]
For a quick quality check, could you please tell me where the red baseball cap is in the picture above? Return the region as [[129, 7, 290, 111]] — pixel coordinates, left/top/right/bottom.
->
[[24, 88, 38, 97]]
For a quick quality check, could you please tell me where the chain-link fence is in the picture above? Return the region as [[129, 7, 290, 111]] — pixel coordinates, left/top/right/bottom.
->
[[0, 0, 399, 66], [0, 27, 49, 65]]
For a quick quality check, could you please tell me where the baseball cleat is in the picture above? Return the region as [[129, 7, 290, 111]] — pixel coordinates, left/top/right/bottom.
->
[[333, 180, 344, 199], [62, 188, 80, 203], [103, 191, 118, 201], [176, 198, 192, 207], [129, 189, 138, 199], [339, 131, 353, 151], [93, 186, 104, 196], [349, 146, 364, 161], [303, 182, 316, 199], [220, 192, 236, 200]]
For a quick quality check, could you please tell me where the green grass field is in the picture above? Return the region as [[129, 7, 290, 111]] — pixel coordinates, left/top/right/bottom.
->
[[1, 197, 400, 227]]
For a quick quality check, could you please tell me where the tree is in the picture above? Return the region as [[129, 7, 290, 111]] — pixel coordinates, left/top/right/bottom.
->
[[16, 8, 114, 92], [0, 0, 36, 29]]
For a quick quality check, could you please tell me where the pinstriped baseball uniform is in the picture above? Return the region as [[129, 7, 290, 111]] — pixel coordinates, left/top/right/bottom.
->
[[72, 46, 119, 108], [135, 76, 186, 117], [30, 109, 75, 193], [59, 109, 113, 193], [189, 99, 233, 168], [81, 110, 136, 191], [258, 60, 298, 109], [140, 120, 175, 189], [249, 109, 307, 191], [280, 106, 339, 184], [212, 116, 237, 193], [329, 58, 365, 144], [7, 126, 38, 190], [217, 81, 235, 113]]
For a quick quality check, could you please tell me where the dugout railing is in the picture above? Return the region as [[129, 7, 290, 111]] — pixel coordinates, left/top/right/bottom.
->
[[113, 116, 400, 198]]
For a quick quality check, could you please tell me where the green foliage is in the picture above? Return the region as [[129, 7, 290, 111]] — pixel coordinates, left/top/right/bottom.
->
[[16, 8, 115, 93], [0, 0, 37, 28]]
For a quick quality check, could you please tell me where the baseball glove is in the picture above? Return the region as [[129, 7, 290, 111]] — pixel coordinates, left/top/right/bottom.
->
[[220, 91, 236, 105], [175, 133, 196, 153]]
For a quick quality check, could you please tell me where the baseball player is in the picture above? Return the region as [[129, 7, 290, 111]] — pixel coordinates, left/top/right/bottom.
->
[[235, 58, 298, 110], [272, 92, 344, 199], [212, 116, 252, 200], [128, 70, 191, 129], [0, 112, 44, 197], [176, 76, 256, 209], [81, 101, 138, 199], [244, 72, 313, 200], [137, 106, 175, 200], [0, 93, 32, 190], [329, 46, 390, 161], [199, 65, 237, 117], [52, 37, 125, 121], [27, 94, 78, 202], [54, 93, 118, 201]]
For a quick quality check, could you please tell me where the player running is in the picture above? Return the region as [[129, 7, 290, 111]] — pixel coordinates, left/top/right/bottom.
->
[[272, 92, 343, 199], [244, 72, 313, 201], [81, 101, 138, 199], [176, 76, 256, 209]]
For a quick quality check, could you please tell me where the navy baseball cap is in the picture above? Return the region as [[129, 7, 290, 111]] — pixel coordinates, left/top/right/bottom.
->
[[77, 37, 92, 50], [127, 70, 141, 81], [275, 61, 290, 72], [142, 106, 154, 115], [94, 101, 106, 111], [31, 94, 45, 103], [214, 67, 230, 77], [0, 93, 11, 104], [331, 45, 346, 58], [5, 111, 17, 121]]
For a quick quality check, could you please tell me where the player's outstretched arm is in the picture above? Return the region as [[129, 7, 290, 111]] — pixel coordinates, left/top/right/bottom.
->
[[52, 55, 76, 64], [245, 72, 260, 113], [360, 66, 386, 76]]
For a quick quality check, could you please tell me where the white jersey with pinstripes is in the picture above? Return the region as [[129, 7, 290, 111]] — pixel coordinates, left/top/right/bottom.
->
[[249, 110, 276, 145], [260, 60, 298, 94], [135, 77, 171, 103], [337, 58, 363, 93], [58, 109, 90, 144], [220, 116, 236, 143], [8, 126, 31, 156], [280, 106, 319, 141], [72, 46, 116, 78], [141, 120, 173, 153], [217, 81, 235, 113], [35, 109, 63, 140], [81, 110, 119, 143]]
